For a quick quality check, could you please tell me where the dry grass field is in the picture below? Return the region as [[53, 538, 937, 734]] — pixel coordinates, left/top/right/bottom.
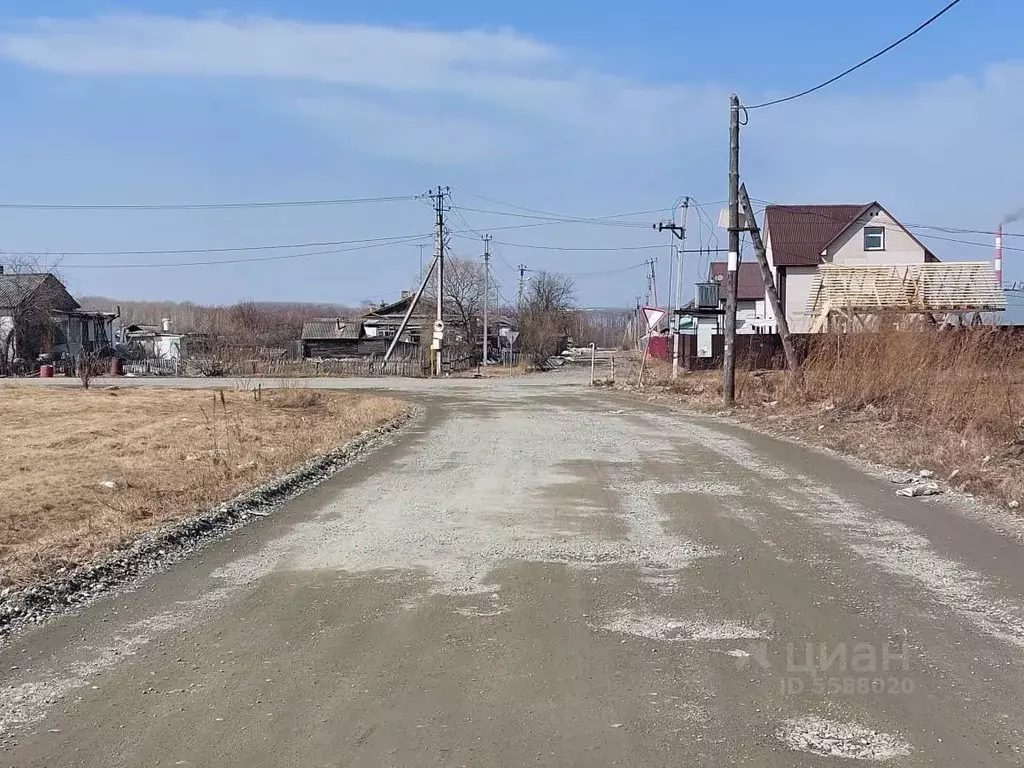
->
[[0, 386, 407, 587]]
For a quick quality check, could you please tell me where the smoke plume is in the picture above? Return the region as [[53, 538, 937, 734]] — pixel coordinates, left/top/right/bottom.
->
[[1003, 208, 1024, 226]]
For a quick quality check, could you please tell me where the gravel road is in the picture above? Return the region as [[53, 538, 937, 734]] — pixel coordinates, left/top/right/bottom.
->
[[3, 370, 1024, 765]]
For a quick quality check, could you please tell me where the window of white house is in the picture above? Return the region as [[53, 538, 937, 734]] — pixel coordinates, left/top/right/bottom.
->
[[864, 226, 885, 251]]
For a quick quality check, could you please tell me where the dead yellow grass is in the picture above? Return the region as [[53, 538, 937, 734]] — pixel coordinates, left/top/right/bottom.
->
[[635, 330, 1024, 508], [0, 386, 407, 587]]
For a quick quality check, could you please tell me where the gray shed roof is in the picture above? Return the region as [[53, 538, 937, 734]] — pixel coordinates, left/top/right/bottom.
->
[[0, 273, 49, 307], [300, 319, 361, 341]]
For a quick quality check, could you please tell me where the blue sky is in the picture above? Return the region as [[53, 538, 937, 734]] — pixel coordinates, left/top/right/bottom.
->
[[0, 1, 1020, 307]]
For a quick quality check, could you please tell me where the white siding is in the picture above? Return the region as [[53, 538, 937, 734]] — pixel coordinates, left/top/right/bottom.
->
[[783, 266, 818, 333], [736, 301, 763, 334], [827, 207, 926, 265], [0, 315, 13, 357], [763, 230, 779, 327]]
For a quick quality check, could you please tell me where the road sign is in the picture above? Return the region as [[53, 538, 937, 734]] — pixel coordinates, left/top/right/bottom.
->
[[508, 331, 520, 345], [642, 306, 667, 331]]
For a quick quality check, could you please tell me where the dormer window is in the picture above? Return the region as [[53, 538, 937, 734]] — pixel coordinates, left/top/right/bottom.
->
[[864, 226, 885, 251]]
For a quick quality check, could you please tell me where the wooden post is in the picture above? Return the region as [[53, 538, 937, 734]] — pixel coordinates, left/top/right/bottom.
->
[[739, 183, 803, 389]]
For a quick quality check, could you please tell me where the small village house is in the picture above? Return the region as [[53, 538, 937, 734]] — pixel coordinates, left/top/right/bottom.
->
[[121, 319, 187, 361], [0, 270, 116, 369], [708, 262, 769, 333], [300, 293, 423, 360]]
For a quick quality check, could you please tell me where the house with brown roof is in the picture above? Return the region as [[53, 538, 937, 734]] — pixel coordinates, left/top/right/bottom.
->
[[763, 202, 938, 333], [708, 262, 770, 333]]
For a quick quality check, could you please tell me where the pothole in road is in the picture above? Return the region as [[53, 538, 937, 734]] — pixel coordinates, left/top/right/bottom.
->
[[776, 715, 912, 761], [595, 609, 764, 642]]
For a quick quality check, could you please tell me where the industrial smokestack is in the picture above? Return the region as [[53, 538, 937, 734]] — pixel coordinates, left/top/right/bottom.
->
[[996, 225, 1003, 287]]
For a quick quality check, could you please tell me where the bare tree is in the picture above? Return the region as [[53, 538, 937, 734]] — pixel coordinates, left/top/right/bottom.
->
[[419, 256, 488, 337], [519, 272, 576, 365]]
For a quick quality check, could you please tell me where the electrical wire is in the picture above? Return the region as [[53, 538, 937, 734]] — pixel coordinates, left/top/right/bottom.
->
[[466, 238, 665, 252], [745, 0, 965, 110], [3, 235, 428, 257], [452, 189, 672, 224], [57, 233, 433, 269], [453, 205, 658, 228], [0, 194, 425, 211], [551, 262, 651, 279]]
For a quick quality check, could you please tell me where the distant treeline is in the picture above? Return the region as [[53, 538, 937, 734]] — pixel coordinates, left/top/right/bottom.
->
[[79, 297, 358, 349]]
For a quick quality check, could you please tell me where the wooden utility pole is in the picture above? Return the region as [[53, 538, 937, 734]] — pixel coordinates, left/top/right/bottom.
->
[[482, 234, 491, 367], [723, 94, 741, 406], [739, 183, 803, 387], [517, 264, 528, 308]]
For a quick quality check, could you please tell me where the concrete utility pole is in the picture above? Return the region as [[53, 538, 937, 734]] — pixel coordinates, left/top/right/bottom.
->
[[382, 190, 449, 370], [739, 183, 802, 387], [433, 186, 449, 377], [656, 197, 690, 379], [517, 264, 528, 309], [723, 94, 741, 406], [482, 234, 491, 367]]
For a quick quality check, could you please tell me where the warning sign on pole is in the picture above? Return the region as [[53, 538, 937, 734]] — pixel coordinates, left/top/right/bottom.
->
[[642, 306, 667, 332]]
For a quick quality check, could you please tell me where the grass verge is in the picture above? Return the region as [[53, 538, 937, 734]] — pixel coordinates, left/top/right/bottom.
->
[[0, 386, 407, 588]]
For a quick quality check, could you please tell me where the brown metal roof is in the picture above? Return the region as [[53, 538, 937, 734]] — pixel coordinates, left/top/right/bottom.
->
[[764, 204, 872, 267], [708, 262, 764, 301], [300, 319, 361, 341]]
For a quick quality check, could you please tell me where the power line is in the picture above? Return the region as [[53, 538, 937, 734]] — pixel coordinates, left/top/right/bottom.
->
[[0, 194, 425, 211], [2, 234, 429, 257], [567, 262, 651, 279], [907, 222, 1024, 239], [453, 189, 672, 224], [58, 233, 432, 269], [453, 205, 658, 228], [745, 0, 966, 110], [455, 236, 665, 252]]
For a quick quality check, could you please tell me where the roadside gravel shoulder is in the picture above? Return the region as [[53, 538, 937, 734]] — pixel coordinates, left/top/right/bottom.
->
[[611, 385, 1024, 542], [0, 406, 421, 642]]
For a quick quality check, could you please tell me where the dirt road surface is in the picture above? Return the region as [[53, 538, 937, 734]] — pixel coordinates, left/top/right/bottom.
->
[[3, 371, 1024, 765]]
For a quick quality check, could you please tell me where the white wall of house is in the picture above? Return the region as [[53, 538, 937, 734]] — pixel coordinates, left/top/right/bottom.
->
[[736, 301, 763, 333], [764, 231, 778, 327], [781, 266, 819, 333], [0, 315, 13, 357], [827, 208, 927, 265]]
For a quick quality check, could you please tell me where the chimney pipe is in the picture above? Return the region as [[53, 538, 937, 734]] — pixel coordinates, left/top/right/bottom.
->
[[996, 224, 1003, 287]]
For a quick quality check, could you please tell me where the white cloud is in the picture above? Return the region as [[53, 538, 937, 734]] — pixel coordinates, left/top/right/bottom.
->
[[0, 14, 701, 156], [1, 13, 1022, 242], [0, 15, 557, 88]]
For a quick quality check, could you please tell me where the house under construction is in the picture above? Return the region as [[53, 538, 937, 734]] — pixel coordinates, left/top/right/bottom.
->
[[807, 262, 1006, 333]]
